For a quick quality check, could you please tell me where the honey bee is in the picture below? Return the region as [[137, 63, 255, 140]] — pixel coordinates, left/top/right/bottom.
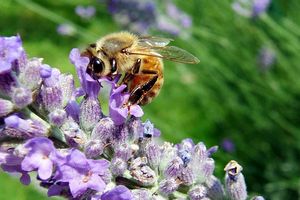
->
[[82, 32, 199, 105]]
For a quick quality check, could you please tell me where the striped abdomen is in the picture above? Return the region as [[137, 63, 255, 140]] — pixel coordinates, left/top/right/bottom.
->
[[129, 56, 164, 105]]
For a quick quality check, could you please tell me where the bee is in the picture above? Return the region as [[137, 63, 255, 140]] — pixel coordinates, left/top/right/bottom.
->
[[82, 32, 199, 106]]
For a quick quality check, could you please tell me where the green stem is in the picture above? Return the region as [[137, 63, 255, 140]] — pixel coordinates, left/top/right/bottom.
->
[[15, 0, 98, 41]]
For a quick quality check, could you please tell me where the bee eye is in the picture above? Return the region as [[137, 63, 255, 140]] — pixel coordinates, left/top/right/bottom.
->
[[110, 58, 117, 74], [91, 57, 104, 74]]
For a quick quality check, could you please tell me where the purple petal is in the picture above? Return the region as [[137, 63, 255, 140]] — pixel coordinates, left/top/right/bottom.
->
[[57, 165, 79, 182], [40, 64, 52, 78], [24, 137, 55, 154], [69, 179, 88, 197], [65, 99, 80, 121], [37, 158, 53, 180], [109, 106, 128, 125], [129, 105, 144, 117], [88, 174, 106, 192], [88, 159, 110, 174], [48, 184, 65, 197], [20, 173, 31, 185], [101, 185, 134, 200], [153, 128, 161, 137], [21, 153, 43, 171], [67, 149, 88, 169]]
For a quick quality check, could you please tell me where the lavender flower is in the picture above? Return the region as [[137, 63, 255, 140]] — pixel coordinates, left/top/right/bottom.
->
[[103, 0, 192, 36], [224, 160, 247, 200], [57, 23, 76, 36], [0, 35, 24, 74], [0, 35, 264, 200], [0, 99, 14, 117], [56, 149, 109, 198], [75, 5, 96, 19], [221, 138, 235, 152], [232, 0, 271, 18], [21, 137, 56, 180], [109, 84, 143, 125]]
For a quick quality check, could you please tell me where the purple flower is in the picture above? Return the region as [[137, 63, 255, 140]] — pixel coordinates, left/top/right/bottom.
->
[[224, 160, 247, 200], [106, 0, 156, 34], [232, 0, 270, 18], [75, 5, 96, 19], [252, 0, 271, 17], [70, 48, 100, 98], [101, 185, 134, 200], [56, 149, 109, 198], [57, 23, 76, 36], [0, 35, 24, 74], [4, 115, 49, 138], [221, 138, 235, 153], [142, 119, 160, 137], [21, 137, 57, 180], [1, 149, 31, 185], [40, 64, 52, 78], [109, 84, 143, 125], [0, 98, 14, 117], [2, 163, 31, 185]]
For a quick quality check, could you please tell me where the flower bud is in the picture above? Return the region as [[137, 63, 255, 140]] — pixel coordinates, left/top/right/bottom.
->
[[18, 58, 42, 90], [164, 156, 184, 178], [130, 157, 156, 186], [180, 166, 194, 185], [91, 117, 115, 141], [160, 142, 177, 171], [61, 118, 86, 147], [159, 178, 179, 195], [193, 142, 207, 161], [48, 109, 67, 126], [114, 124, 129, 142], [205, 176, 224, 200], [178, 149, 191, 167], [84, 139, 104, 158], [132, 189, 152, 200], [224, 160, 247, 200], [127, 116, 143, 138], [188, 185, 208, 200], [0, 73, 18, 96], [79, 97, 102, 132], [0, 99, 14, 117], [41, 86, 63, 111], [201, 158, 215, 181], [114, 143, 132, 161], [59, 74, 75, 107], [4, 115, 49, 137], [111, 157, 127, 176], [40, 64, 52, 78], [145, 142, 161, 169], [177, 138, 194, 152], [11, 87, 33, 108]]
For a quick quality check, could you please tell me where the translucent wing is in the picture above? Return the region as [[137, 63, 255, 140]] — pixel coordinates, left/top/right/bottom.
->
[[128, 46, 200, 64], [138, 36, 174, 47]]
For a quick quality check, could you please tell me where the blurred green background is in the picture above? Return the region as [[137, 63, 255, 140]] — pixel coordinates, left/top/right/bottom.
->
[[1, 0, 300, 199]]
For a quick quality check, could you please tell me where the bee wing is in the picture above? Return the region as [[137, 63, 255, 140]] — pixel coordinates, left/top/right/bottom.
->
[[138, 36, 174, 47], [128, 46, 200, 64]]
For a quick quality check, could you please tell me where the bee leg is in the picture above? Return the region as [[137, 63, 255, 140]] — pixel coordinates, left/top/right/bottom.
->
[[120, 59, 141, 86], [128, 75, 158, 105]]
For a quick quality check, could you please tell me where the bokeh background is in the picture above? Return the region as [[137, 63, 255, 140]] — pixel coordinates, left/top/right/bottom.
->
[[1, 0, 300, 199]]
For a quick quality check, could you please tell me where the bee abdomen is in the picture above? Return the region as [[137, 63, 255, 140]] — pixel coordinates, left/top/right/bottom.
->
[[139, 57, 164, 105], [140, 76, 164, 105]]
